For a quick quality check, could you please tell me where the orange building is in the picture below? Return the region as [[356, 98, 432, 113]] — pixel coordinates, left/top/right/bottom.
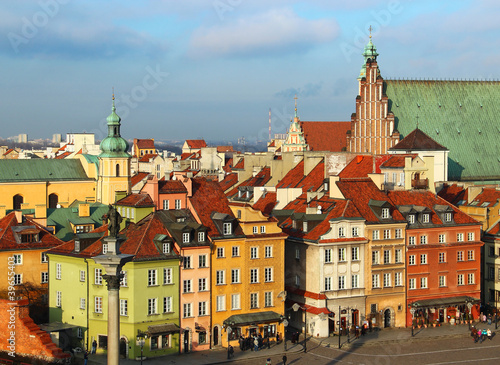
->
[[387, 191, 482, 326]]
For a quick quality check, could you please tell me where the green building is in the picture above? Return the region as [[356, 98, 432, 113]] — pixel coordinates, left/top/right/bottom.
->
[[47, 212, 182, 359]]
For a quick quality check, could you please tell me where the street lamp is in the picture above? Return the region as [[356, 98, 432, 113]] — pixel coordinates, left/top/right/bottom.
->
[[466, 301, 473, 330], [136, 330, 148, 365], [409, 305, 416, 337], [280, 314, 289, 351], [223, 321, 235, 359], [291, 303, 307, 353], [338, 305, 341, 349]]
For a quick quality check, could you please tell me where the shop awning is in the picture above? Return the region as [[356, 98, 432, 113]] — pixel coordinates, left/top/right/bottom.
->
[[39, 322, 80, 332], [223, 311, 281, 326], [147, 323, 180, 335], [410, 296, 479, 308]]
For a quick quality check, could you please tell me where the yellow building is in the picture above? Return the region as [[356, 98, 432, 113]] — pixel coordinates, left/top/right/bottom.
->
[[188, 178, 286, 348]]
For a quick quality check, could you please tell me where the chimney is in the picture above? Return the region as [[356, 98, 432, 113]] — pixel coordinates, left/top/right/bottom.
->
[[0, 206, 6, 219], [14, 210, 23, 223], [79, 203, 90, 217], [35, 204, 47, 219], [329, 176, 344, 199]]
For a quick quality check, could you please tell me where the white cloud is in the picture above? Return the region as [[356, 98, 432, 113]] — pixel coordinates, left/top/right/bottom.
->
[[188, 8, 340, 58]]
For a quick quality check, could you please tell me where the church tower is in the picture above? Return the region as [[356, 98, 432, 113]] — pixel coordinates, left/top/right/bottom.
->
[[97, 94, 131, 204], [282, 96, 309, 152], [346, 32, 399, 154]]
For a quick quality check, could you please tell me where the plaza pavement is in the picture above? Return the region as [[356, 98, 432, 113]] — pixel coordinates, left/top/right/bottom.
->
[[77, 320, 498, 364]]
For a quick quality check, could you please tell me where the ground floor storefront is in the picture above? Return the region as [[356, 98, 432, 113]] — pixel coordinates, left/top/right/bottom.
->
[[406, 295, 480, 327]]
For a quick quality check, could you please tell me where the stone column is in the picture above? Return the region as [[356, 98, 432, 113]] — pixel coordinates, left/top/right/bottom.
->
[[93, 236, 133, 365], [104, 274, 121, 365]]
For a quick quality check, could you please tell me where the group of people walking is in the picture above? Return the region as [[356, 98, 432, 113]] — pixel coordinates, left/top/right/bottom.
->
[[471, 326, 492, 343], [238, 333, 271, 351]]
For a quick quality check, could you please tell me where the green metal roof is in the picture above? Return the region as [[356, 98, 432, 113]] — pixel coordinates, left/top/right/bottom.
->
[[81, 154, 100, 169], [0, 159, 92, 182], [46, 202, 108, 241], [385, 79, 500, 181]]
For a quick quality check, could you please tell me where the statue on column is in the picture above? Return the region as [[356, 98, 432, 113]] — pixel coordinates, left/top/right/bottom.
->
[[102, 204, 123, 238]]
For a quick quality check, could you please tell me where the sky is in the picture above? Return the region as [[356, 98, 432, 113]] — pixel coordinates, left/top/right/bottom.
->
[[0, 0, 498, 144]]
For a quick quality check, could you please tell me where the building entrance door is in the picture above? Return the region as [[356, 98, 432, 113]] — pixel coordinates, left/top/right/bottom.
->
[[384, 309, 391, 328]]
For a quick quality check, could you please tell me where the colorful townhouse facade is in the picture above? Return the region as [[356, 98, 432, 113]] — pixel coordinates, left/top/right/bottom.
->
[[47, 213, 182, 360], [387, 190, 483, 326]]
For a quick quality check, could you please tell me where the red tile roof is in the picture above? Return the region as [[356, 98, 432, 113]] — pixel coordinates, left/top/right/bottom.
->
[[380, 154, 418, 168], [217, 146, 234, 153], [387, 190, 479, 225], [0, 212, 65, 250], [131, 172, 149, 187], [223, 158, 233, 173], [467, 188, 500, 207], [336, 178, 405, 223], [219, 173, 238, 192], [3, 148, 14, 156], [116, 193, 155, 207], [253, 192, 277, 216], [390, 128, 448, 151], [437, 184, 468, 206], [48, 213, 178, 261], [299, 121, 350, 152], [55, 151, 71, 159], [158, 179, 188, 194], [233, 158, 244, 169], [276, 159, 324, 192], [227, 167, 272, 198], [186, 139, 207, 149], [139, 153, 158, 162], [189, 177, 243, 238], [339, 155, 392, 178], [136, 139, 155, 149]]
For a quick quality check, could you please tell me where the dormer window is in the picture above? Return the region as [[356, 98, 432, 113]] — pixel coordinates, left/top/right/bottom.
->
[[422, 214, 429, 223], [381, 208, 390, 219], [223, 222, 232, 235], [303, 221, 308, 233], [444, 212, 452, 222], [338, 226, 345, 238], [163, 242, 170, 254], [198, 231, 205, 242], [20, 233, 38, 243], [183, 232, 190, 243], [408, 215, 415, 224]]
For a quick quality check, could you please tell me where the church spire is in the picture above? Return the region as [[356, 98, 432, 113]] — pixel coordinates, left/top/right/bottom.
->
[[294, 94, 298, 119], [359, 26, 380, 80], [99, 91, 130, 158]]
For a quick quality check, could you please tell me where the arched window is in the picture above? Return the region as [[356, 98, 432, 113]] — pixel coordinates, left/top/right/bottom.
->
[[13, 194, 23, 210], [116, 163, 120, 177], [49, 193, 59, 209]]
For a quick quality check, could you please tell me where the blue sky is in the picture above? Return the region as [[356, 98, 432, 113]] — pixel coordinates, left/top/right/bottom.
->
[[0, 0, 497, 143]]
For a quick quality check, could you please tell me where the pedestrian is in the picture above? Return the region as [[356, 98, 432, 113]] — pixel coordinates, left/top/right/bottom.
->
[[487, 328, 492, 340], [258, 333, 263, 349], [228, 345, 234, 359], [91, 339, 97, 354], [266, 358, 272, 365], [239, 335, 244, 351], [276, 332, 280, 343], [282, 354, 288, 365], [254, 337, 259, 351], [488, 314, 492, 325], [84, 350, 89, 365]]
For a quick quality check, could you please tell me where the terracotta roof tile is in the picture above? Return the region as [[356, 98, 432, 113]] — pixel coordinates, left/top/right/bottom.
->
[[219, 173, 238, 192], [390, 128, 448, 151], [217, 146, 234, 153], [0, 212, 65, 250], [55, 151, 71, 159], [253, 192, 277, 216], [139, 153, 158, 162], [339, 155, 392, 178], [223, 158, 233, 173], [227, 167, 272, 198], [276, 160, 324, 192], [186, 139, 207, 149], [131, 172, 149, 187], [116, 193, 155, 207], [437, 183, 468, 206], [136, 139, 155, 149], [467, 188, 500, 207], [158, 179, 188, 193], [380, 154, 418, 168], [387, 190, 479, 225], [233, 158, 244, 169], [299, 121, 351, 152], [336, 178, 405, 223], [189, 177, 243, 238]]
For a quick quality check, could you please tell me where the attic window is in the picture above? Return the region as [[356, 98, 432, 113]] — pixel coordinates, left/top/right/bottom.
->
[[408, 214, 415, 224], [183, 232, 190, 243], [223, 222, 232, 235], [198, 231, 205, 242], [481, 202, 489, 207], [303, 221, 308, 233], [470, 201, 478, 206], [444, 212, 452, 222], [422, 214, 429, 223], [381, 208, 390, 219], [20, 233, 38, 243], [163, 242, 170, 254]]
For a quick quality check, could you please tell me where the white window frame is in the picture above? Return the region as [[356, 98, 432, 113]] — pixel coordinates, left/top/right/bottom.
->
[[198, 278, 207, 291], [338, 247, 346, 262], [163, 199, 169, 210], [324, 277, 332, 291], [250, 268, 259, 283], [216, 270, 225, 285], [223, 222, 232, 235], [148, 269, 158, 286], [409, 278, 416, 290], [56, 291, 62, 307], [264, 291, 273, 307], [338, 275, 346, 290], [80, 270, 86, 282], [94, 296, 102, 313], [420, 277, 428, 289], [231, 293, 241, 310], [265, 246, 272, 258], [372, 274, 380, 288], [41, 271, 48, 284], [163, 297, 172, 313], [163, 268, 173, 284], [95, 268, 102, 285], [216, 295, 226, 311], [264, 267, 273, 282], [352, 274, 359, 288], [352, 247, 359, 261], [148, 298, 158, 315], [175, 199, 181, 210], [120, 299, 128, 316], [80, 298, 86, 310], [372, 230, 380, 240], [56, 263, 61, 280], [439, 275, 446, 287], [383, 273, 391, 287]]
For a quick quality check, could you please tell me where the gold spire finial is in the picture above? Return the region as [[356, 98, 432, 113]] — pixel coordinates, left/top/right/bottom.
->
[[112, 87, 115, 100], [369, 25, 373, 39]]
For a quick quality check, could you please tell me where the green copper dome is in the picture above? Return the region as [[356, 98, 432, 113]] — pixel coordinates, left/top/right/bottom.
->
[[99, 96, 131, 158], [359, 38, 380, 79]]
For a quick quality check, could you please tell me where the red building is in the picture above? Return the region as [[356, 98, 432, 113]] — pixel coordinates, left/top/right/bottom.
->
[[387, 190, 482, 327]]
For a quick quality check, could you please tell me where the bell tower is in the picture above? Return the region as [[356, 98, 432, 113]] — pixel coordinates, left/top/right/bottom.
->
[[97, 93, 131, 204], [347, 29, 399, 154]]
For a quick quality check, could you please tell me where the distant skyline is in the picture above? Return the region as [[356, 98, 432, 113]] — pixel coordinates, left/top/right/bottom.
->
[[1, 0, 497, 143]]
